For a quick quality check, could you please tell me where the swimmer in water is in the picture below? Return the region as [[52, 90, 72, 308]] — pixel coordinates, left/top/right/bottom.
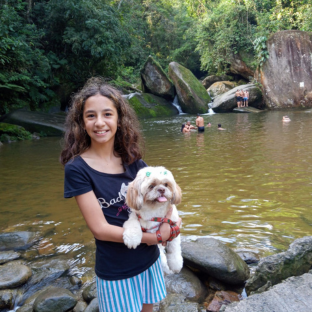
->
[[218, 124, 226, 130], [283, 116, 291, 122], [181, 123, 190, 133], [206, 122, 211, 127]]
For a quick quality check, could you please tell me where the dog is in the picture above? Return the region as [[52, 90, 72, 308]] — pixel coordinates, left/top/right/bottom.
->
[[123, 166, 183, 275]]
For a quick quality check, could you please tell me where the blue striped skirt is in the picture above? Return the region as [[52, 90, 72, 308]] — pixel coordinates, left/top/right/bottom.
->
[[96, 256, 166, 312]]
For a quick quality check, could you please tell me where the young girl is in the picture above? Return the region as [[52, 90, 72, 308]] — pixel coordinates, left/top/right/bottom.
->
[[60, 78, 181, 312]]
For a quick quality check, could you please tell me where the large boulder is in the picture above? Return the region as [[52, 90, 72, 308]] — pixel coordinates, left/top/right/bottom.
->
[[222, 272, 312, 312], [202, 75, 233, 89], [245, 236, 312, 295], [182, 238, 250, 285], [0, 250, 20, 264], [0, 262, 32, 289], [208, 81, 236, 98], [261, 30, 312, 109], [141, 56, 175, 100], [126, 93, 178, 118], [211, 84, 263, 113], [229, 53, 254, 80], [169, 62, 211, 114], [1, 110, 65, 136]]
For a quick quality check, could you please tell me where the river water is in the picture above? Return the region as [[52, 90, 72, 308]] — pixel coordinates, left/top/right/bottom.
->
[[1, 110, 312, 278]]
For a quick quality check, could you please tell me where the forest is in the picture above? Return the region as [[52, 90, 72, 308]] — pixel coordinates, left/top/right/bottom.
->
[[1, 0, 311, 115]]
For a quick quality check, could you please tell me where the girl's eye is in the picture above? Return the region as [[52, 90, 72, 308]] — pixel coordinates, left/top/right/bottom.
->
[[87, 114, 95, 118]]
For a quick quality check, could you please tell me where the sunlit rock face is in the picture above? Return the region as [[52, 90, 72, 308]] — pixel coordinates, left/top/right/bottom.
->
[[261, 30, 312, 109], [168, 62, 211, 114], [208, 81, 236, 98], [140, 56, 175, 100]]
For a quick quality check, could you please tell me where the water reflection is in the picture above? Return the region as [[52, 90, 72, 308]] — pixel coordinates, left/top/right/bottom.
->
[[0, 110, 312, 272]]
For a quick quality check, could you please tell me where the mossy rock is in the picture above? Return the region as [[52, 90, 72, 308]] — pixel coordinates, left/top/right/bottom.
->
[[128, 93, 178, 118], [0, 123, 32, 142], [169, 62, 211, 114]]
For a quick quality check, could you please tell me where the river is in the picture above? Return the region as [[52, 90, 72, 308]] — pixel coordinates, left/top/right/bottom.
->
[[1, 110, 312, 278]]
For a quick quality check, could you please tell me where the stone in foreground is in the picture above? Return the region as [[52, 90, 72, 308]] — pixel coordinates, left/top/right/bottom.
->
[[221, 272, 312, 312], [0, 231, 40, 251], [169, 62, 211, 114], [0, 250, 20, 264], [246, 236, 312, 295], [33, 287, 77, 312], [0, 262, 32, 289], [159, 294, 199, 312], [182, 238, 250, 285], [141, 56, 175, 100]]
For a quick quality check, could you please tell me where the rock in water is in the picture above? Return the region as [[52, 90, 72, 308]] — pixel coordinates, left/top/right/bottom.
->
[[169, 62, 211, 114], [140, 56, 175, 100], [0, 262, 32, 289], [0, 231, 40, 251], [221, 272, 312, 312], [33, 287, 77, 312], [165, 267, 206, 301], [211, 84, 262, 113], [182, 238, 250, 285], [246, 236, 312, 295], [261, 30, 312, 109]]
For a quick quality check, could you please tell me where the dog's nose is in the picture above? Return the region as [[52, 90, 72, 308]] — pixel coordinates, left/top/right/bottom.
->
[[158, 187, 165, 194]]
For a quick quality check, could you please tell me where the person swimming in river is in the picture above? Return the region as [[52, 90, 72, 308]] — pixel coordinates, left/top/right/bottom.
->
[[181, 123, 190, 133], [185, 120, 196, 131], [196, 113, 205, 132], [218, 124, 226, 130], [283, 116, 291, 122]]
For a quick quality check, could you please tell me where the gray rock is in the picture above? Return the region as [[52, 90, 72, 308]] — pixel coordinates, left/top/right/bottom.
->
[[0, 262, 32, 289], [141, 56, 175, 100], [29, 258, 70, 286], [0, 250, 21, 264], [233, 106, 264, 113], [246, 236, 312, 295], [159, 294, 199, 312], [235, 250, 259, 264], [1, 109, 65, 136], [84, 298, 99, 312], [73, 300, 88, 312], [222, 272, 312, 312], [70, 276, 82, 286], [169, 62, 211, 114], [207, 81, 236, 98], [33, 286, 77, 312], [202, 75, 232, 89], [16, 305, 33, 312], [182, 238, 250, 285], [82, 282, 97, 303], [0, 289, 17, 309], [165, 267, 206, 301], [0, 231, 40, 251], [211, 84, 263, 113], [228, 53, 254, 80], [261, 30, 312, 109]]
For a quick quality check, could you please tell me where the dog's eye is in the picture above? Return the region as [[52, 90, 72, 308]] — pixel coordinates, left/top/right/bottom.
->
[[149, 184, 155, 189], [164, 183, 168, 187]]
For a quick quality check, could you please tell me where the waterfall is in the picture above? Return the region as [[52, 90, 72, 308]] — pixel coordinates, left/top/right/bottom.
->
[[122, 92, 141, 100], [172, 95, 185, 114], [207, 102, 216, 115]]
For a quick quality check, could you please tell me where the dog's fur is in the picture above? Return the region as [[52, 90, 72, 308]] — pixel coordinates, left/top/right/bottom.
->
[[123, 166, 183, 274]]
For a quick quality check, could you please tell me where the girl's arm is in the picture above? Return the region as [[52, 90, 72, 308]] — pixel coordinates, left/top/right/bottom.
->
[[75, 191, 173, 244]]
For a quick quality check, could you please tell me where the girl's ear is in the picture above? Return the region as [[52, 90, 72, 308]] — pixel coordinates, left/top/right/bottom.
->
[[171, 183, 182, 205]]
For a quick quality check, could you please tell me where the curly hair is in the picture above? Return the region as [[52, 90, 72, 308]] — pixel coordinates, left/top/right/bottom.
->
[[60, 77, 144, 166]]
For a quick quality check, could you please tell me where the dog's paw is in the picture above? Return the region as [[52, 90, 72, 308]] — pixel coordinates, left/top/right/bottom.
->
[[167, 254, 183, 273], [162, 264, 173, 275], [123, 229, 142, 249]]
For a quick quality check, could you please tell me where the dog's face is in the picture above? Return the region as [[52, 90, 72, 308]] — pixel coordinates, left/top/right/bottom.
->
[[126, 166, 182, 212]]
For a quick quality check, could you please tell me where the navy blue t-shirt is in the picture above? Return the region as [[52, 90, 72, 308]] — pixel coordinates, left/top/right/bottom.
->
[[64, 156, 159, 280]]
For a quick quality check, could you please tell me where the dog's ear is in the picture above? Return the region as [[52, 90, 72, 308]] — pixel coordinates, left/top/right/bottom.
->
[[171, 183, 182, 205], [126, 178, 143, 211]]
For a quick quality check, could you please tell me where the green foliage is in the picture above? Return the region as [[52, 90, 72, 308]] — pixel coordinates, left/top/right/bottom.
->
[[253, 36, 269, 68], [0, 122, 32, 141]]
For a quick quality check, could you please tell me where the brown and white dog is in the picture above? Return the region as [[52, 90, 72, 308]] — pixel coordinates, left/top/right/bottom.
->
[[123, 166, 183, 274]]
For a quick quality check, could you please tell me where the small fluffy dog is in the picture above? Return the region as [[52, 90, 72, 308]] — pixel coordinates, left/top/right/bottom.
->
[[123, 166, 183, 274]]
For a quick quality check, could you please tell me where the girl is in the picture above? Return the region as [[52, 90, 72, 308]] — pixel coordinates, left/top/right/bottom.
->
[[60, 78, 181, 312]]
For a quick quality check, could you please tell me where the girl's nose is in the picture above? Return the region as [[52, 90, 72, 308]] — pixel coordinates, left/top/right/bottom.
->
[[95, 117, 105, 126]]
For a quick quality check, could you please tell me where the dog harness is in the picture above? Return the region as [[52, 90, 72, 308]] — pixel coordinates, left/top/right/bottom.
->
[[137, 215, 180, 243]]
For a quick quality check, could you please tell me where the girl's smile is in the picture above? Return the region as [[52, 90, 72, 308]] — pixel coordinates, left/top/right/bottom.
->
[[83, 94, 118, 145]]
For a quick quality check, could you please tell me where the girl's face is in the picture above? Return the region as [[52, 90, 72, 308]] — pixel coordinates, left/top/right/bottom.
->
[[83, 94, 119, 147]]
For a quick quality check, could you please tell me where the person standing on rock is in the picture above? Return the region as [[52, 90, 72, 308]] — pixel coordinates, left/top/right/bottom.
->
[[60, 77, 181, 312], [243, 90, 249, 107], [235, 90, 242, 108], [239, 90, 245, 107], [196, 113, 205, 132]]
